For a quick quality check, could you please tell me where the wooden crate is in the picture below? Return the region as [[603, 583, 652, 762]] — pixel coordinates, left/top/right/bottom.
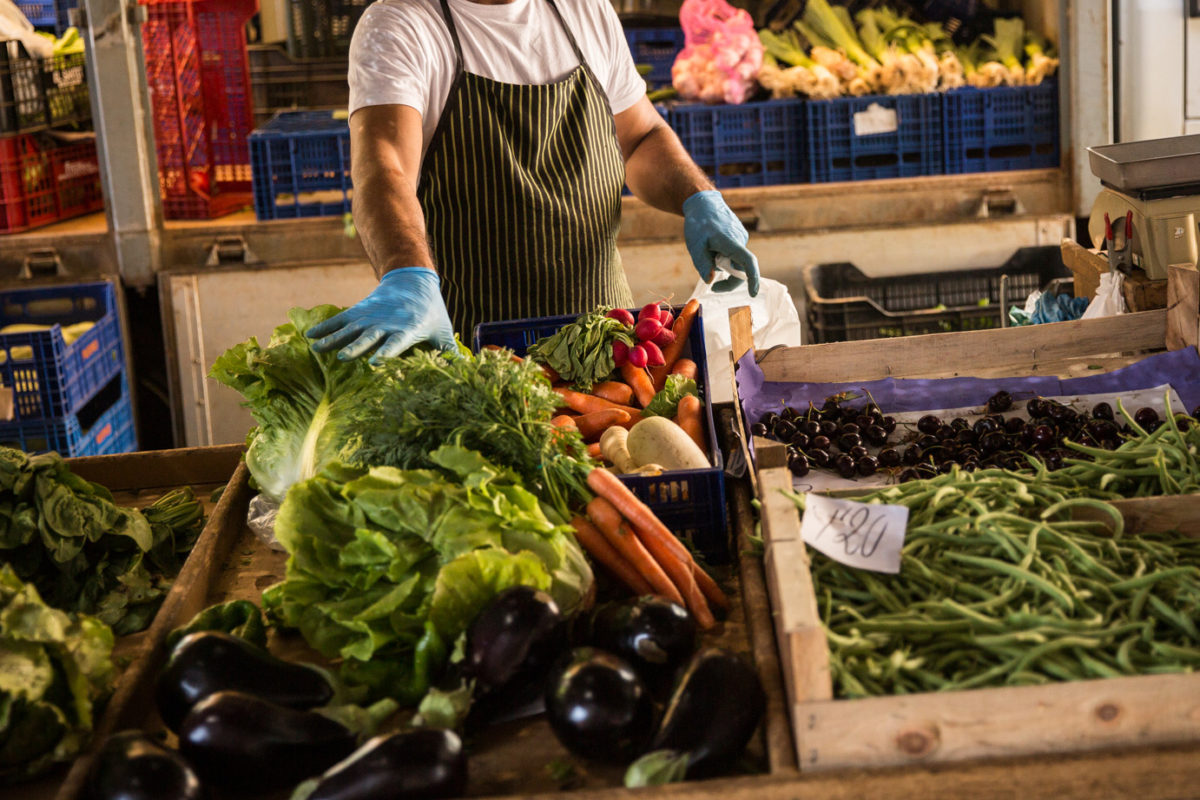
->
[[731, 266, 1200, 772], [12, 445, 245, 800], [43, 432, 796, 800]]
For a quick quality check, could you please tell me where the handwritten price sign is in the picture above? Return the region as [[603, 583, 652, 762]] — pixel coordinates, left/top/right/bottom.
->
[[799, 495, 908, 573]]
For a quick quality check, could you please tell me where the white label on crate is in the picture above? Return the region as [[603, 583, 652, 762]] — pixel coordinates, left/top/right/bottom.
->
[[800, 494, 907, 574], [853, 103, 899, 136]]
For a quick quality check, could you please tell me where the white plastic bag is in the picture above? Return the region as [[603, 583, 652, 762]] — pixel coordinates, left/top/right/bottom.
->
[[1080, 272, 1127, 320], [687, 276, 803, 404], [0, 2, 54, 58]]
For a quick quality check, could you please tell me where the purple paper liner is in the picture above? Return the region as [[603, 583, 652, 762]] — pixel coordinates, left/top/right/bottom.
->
[[737, 347, 1200, 423]]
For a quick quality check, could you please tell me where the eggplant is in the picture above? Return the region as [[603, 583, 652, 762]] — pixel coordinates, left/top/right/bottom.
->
[[544, 647, 654, 764], [589, 596, 696, 696], [651, 648, 765, 778], [87, 731, 206, 800], [156, 631, 334, 733], [302, 728, 467, 800], [178, 691, 357, 791], [463, 585, 565, 726]]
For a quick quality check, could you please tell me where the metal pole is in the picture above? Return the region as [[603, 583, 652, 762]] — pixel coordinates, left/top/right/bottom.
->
[[80, 0, 163, 287]]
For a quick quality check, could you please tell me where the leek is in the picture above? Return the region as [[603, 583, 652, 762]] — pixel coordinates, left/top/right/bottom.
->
[[1023, 33, 1059, 85], [981, 17, 1026, 86]]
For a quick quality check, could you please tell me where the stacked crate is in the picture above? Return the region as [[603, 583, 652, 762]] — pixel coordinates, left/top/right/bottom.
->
[[0, 281, 136, 456], [0, 36, 100, 233], [141, 0, 257, 219]]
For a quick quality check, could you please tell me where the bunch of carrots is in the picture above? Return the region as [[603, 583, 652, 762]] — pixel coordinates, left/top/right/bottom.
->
[[546, 299, 706, 458], [571, 468, 727, 629]]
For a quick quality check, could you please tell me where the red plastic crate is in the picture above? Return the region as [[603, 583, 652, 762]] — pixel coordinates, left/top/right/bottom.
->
[[142, 0, 257, 219], [0, 133, 103, 234]]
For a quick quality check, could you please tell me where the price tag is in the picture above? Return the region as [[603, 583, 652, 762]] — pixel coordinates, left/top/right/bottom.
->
[[800, 494, 908, 574], [853, 103, 899, 136]]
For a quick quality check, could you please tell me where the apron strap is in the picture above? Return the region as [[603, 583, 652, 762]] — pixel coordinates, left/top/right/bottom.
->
[[543, 0, 588, 67], [435, 0, 466, 73]]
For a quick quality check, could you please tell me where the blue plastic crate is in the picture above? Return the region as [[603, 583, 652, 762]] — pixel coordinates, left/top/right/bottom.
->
[[16, 0, 56, 27], [624, 27, 684, 89], [250, 109, 351, 221], [943, 81, 1060, 174], [0, 374, 136, 457], [668, 99, 805, 189], [804, 92, 943, 183], [473, 306, 730, 564], [0, 281, 125, 422]]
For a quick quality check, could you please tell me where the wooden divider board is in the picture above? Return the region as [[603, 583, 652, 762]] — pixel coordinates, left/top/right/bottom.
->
[[755, 461, 1200, 772]]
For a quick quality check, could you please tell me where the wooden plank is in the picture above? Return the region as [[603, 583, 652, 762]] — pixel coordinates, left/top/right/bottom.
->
[[796, 672, 1200, 772], [757, 310, 1168, 384], [1166, 264, 1199, 352], [757, 465, 799, 546], [1061, 239, 1168, 312], [730, 306, 754, 363], [764, 539, 830, 705], [1074, 495, 1200, 539], [67, 445, 243, 491]]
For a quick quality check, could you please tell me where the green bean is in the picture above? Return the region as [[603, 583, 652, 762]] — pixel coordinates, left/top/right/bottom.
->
[[1110, 565, 1200, 594], [1146, 594, 1200, 639], [944, 552, 1076, 613]]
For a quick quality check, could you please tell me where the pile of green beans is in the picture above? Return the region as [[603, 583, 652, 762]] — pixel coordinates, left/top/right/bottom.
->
[[1053, 402, 1200, 497], [788, 462, 1200, 698]]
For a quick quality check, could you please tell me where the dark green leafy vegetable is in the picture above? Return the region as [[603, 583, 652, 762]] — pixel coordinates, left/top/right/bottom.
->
[[0, 450, 205, 635], [354, 348, 593, 521], [0, 565, 115, 783], [526, 307, 634, 391], [261, 446, 592, 703], [165, 600, 267, 651], [643, 375, 699, 418]]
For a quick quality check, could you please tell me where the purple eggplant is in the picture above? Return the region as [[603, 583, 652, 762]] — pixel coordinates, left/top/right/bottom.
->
[[86, 731, 206, 800], [589, 596, 696, 696], [177, 691, 356, 791], [304, 729, 467, 800], [650, 648, 765, 777], [156, 631, 333, 733], [544, 648, 654, 764]]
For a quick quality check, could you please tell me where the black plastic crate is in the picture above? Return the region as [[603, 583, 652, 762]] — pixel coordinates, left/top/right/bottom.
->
[[803, 246, 1070, 343], [286, 0, 370, 59], [0, 42, 90, 135], [473, 307, 731, 564], [248, 44, 349, 127]]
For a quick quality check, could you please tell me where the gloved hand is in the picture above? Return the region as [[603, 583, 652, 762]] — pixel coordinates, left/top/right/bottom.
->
[[682, 189, 761, 296], [306, 267, 456, 363]]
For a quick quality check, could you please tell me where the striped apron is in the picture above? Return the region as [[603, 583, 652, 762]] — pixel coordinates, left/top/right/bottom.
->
[[417, 0, 635, 339]]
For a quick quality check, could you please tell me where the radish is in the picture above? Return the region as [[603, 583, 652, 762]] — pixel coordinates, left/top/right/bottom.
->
[[659, 309, 674, 330], [607, 308, 636, 327], [627, 344, 648, 368], [634, 318, 663, 342], [612, 340, 630, 367], [638, 303, 662, 323], [651, 326, 676, 348], [641, 340, 665, 367]]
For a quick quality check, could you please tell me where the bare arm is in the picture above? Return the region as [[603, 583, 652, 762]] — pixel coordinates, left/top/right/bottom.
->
[[350, 104, 435, 278], [614, 96, 713, 214]]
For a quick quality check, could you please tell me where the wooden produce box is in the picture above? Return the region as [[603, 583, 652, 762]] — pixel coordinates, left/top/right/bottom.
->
[[44, 435, 797, 800], [13, 444, 245, 800], [731, 272, 1200, 773]]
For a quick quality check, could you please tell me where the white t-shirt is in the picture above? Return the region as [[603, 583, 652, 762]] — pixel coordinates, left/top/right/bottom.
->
[[348, 0, 647, 165]]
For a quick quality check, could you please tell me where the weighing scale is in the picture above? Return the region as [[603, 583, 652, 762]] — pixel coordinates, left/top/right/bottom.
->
[[1087, 134, 1200, 280]]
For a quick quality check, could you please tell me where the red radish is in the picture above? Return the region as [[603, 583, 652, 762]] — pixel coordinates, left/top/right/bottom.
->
[[659, 310, 674, 330], [638, 303, 662, 323], [641, 340, 665, 367], [634, 317, 663, 342], [612, 340, 630, 367], [607, 308, 636, 327], [651, 326, 676, 348], [627, 344, 648, 368]]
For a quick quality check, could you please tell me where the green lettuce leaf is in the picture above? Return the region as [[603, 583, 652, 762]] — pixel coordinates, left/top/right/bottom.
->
[[643, 375, 699, 418], [209, 306, 378, 501]]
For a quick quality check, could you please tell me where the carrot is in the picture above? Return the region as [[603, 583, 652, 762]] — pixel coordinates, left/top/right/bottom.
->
[[649, 299, 700, 391], [620, 364, 656, 408], [555, 387, 643, 420], [570, 516, 654, 596], [587, 467, 729, 613], [575, 409, 631, 441], [675, 394, 706, 453], [670, 358, 698, 381], [586, 441, 605, 461], [551, 414, 578, 430], [587, 497, 684, 606], [592, 380, 634, 406]]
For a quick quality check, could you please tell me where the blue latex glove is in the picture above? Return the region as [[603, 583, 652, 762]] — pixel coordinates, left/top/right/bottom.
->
[[682, 189, 761, 296], [306, 267, 456, 363]]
